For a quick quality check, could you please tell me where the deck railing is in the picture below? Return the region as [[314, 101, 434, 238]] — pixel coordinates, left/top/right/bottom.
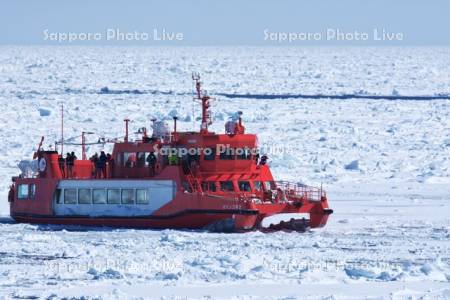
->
[[275, 181, 325, 202]]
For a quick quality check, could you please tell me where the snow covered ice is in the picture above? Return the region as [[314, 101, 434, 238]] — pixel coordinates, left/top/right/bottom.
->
[[0, 46, 449, 299]]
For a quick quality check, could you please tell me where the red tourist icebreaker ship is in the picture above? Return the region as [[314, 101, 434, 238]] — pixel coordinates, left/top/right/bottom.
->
[[8, 75, 333, 232]]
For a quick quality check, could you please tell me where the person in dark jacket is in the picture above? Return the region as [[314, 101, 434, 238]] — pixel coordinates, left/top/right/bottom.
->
[[146, 152, 157, 176], [69, 151, 77, 177], [99, 151, 107, 178], [66, 152, 73, 177], [260, 154, 268, 166], [58, 154, 65, 178], [90, 153, 99, 178]]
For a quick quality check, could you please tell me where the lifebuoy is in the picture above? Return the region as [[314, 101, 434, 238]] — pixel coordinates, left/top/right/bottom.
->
[[38, 158, 47, 172]]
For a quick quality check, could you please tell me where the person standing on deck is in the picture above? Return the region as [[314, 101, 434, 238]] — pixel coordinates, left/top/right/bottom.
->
[[99, 151, 107, 178], [58, 154, 65, 178], [146, 152, 157, 176]]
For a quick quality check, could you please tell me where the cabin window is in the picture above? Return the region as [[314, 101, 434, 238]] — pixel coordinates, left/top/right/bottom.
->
[[78, 189, 92, 204], [93, 189, 107, 204], [136, 152, 146, 167], [54, 188, 63, 204], [254, 181, 263, 191], [238, 181, 251, 192], [220, 148, 235, 160], [64, 189, 77, 204], [121, 189, 135, 204], [29, 184, 36, 199], [107, 189, 121, 204], [201, 181, 217, 192], [220, 181, 235, 192], [123, 152, 136, 167], [265, 181, 276, 190], [136, 189, 148, 204], [203, 148, 216, 161], [237, 148, 252, 160], [17, 184, 29, 199]]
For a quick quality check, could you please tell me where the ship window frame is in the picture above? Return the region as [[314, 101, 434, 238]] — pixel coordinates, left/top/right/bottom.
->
[[123, 152, 136, 168], [254, 181, 263, 192], [236, 147, 252, 160], [93, 189, 107, 204], [219, 148, 235, 160], [78, 188, 92, 204], [136, 189, 148, 204], [201, 181, 217, 192], [136, 152, 146, 167], [54, 188, 63, 204], [264, 181, 276, 191], [121, 189, 135, 204], [107, 189, 121, 204], [29, 184, 36, 199], [17, 184, 29, 199], [238, 181, 252, 192], [203, 148, 216, 161], [64, 189, 77, 204], [220, 181, 235, 192]]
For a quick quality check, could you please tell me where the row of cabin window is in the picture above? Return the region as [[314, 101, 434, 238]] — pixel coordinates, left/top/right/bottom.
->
[[55, 188, 149, 205], [17, 184, 36, 200], [200, 180, 276, 193], [205, 148, 252, 161], [119, 148, 252, 167]]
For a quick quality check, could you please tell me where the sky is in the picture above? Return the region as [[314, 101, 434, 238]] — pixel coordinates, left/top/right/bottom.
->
[[1, 0, 449, 46]]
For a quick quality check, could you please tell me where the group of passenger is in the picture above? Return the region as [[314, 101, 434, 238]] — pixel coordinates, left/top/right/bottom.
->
[[90, 151, 113, 179], [124, 152, 157, 177], [57, 151, 114, 179], [58, 152, 77, 178]]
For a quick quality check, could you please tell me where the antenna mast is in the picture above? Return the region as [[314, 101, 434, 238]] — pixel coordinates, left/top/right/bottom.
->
[[60, 103, 64, 154], [192, 73, 212, 134]]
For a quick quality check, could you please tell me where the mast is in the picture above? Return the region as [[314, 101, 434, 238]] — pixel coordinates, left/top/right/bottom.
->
[[124, 119, 130, 142], [61, 103, 64, 154], [81, 131, 94, 160], [192, 73, 212, 134]]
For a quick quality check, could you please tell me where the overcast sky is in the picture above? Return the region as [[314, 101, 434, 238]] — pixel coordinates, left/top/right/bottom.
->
[[1, 0, 449, 46]]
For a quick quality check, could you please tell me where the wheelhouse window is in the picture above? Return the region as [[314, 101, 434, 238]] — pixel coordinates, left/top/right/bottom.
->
[[93, 189, 107, 204], [237, 148, 252, 160], [17, 184, 29, 199], [254, 181, 263, 191], [121, 189, 135, 204], [136, 189, 148, 204], [220, 181, 235, 192], [203, 148, 216, 161], [238, 181, 251, 192], [78, 189, 92, 204], [64, 189, 77, 204], [220, 148, 235, 160], [107, 189, 121, 204]]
